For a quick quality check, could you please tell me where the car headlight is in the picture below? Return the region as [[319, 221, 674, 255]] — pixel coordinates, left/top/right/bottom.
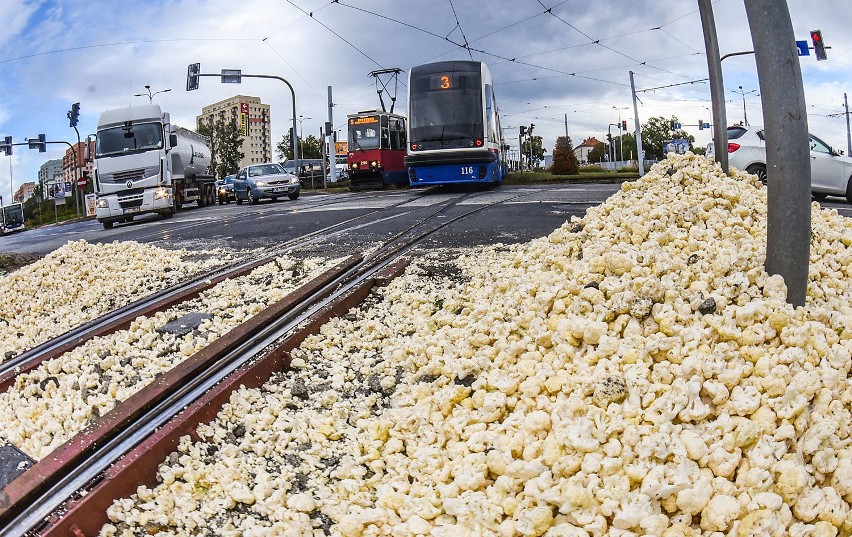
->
[[96, 199, 108, 208], [153, 187, 169, 200], [289, 177, 299, 184], [255, 181, 267, 187]]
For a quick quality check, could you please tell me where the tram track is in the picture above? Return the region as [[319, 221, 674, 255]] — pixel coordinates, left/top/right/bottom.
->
[[0, 186, 537, 536], [0, 189, 436, 384]]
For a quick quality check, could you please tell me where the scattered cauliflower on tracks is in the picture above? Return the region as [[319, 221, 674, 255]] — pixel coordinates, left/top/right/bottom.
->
[[102, 153, 851, 536]]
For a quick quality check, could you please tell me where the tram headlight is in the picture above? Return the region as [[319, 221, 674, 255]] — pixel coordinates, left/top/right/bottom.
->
[[370, 160, 378, 168]]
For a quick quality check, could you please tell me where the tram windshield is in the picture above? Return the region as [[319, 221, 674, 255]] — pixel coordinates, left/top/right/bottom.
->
[[348, 116, 381, 150], [409, 70, 483, 144]]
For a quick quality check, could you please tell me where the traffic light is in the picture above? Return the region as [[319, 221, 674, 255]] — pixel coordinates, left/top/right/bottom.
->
[[187, 63, 201, 91], [519, 126, 526, 137], [698, 120, 704, 131], [529, 123, 535, 134], [607, 132, 613, 144], [28, 134, 46, 152], [810, 30, 827, 61], [622, 120, 627, 131], [1, 136, 11, 155], [68, 103, 80, 128]]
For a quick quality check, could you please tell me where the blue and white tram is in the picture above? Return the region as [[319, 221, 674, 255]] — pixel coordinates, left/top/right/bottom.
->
[[405, 60, 507, 186]]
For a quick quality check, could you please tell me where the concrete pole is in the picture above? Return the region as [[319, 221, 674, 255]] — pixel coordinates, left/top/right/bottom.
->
[[698, 0, 729, 173], [328, 86, 337, 183], [629, 71, 645, 175], [744, 0, 810, 306], [845, 93, 851, 157]]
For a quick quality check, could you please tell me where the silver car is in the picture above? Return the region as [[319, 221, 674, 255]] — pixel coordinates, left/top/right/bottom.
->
[[714, 125, 852, 203], [234, 163, 301, 205]]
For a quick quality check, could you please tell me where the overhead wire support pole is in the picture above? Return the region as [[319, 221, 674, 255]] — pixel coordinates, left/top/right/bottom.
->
[[845, 93, 851, 157], [698, 0, 729, 174], [744, 0, 811, 307], [629, 71, 644, 176]]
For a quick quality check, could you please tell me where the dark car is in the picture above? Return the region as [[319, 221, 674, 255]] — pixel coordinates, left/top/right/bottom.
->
[[217, 175, 236, 204], [234, 163, 301, 204]]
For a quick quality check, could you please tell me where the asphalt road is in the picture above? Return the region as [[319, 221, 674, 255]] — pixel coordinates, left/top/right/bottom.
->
[[1, 183, 849, 261], [0, 184, 623, 259]]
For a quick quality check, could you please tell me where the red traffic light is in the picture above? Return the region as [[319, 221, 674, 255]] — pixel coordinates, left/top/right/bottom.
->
[[811, 29, 827, 61]]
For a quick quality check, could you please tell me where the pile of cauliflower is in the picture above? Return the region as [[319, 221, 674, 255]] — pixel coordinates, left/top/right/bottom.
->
[[0, 240, 228, 361], [103, 154, 851, 536]]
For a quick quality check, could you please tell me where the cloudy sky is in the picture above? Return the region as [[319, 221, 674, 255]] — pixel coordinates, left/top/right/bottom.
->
[[1, 0, 850, 199]]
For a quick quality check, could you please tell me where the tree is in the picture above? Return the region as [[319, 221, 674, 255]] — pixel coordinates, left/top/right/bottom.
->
[[277, 133, 323, 161], [197, 119, 244, 178], [641, 116, 695, 160], [521, 135, 546, 167], [587, 142, 607, 163], [551, 136, 579, 175]]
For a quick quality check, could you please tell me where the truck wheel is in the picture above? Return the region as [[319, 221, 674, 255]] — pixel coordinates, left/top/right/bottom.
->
[[161, 210, 174, 219], [102, 220, 113, 229]]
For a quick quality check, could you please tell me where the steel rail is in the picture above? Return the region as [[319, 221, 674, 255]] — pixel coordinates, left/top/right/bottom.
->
[[0, 189, 435, 387], [2, 186, 538, 535]]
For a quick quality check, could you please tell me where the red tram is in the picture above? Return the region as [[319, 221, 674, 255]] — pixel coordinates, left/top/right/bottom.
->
[[346, 110, 408, 190]]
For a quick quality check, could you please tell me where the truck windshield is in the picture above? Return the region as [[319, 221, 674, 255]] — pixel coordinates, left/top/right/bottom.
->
[[96, 122, 163, 158]]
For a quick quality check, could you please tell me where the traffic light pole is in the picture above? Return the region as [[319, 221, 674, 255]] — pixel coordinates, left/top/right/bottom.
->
[[72, 126, 81, 220], [190, 71, 299, 173], [744, 0, 811, 307]]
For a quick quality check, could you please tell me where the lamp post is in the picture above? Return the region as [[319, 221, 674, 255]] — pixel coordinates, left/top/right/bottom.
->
[[734, 86, 757, 126], [134, 85, 172, 103], [613, 106, 627, 163], [297, 115, 311, 165]]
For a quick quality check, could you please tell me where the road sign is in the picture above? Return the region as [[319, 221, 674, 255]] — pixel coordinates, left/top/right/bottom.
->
[[77, 175, 87, 189], [795, 40, 810, 56], [221, 69, 242, 84]]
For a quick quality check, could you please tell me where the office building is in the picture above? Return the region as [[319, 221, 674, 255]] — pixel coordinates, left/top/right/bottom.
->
[[197, 95, 272, 170]]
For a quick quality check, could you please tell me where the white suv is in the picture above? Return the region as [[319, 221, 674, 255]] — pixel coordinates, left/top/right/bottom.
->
[[710, 125, 852, 203]]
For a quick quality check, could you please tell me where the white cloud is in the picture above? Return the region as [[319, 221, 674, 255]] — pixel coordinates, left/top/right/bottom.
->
[[1, 0, 850, 195]]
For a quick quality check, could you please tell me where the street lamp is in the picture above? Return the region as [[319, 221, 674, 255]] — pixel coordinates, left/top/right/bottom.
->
[[134, 85, 172, 103], [734, 86, 757, 126], [297, 115, 311, 163], [612, 106, 628, 163]]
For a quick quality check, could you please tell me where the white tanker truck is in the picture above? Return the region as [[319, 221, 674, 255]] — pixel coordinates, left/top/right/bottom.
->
[[92, 104, 216, 229]]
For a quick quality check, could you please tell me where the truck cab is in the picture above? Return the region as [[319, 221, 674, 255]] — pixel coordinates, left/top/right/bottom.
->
[[93, 105, 213, 229]]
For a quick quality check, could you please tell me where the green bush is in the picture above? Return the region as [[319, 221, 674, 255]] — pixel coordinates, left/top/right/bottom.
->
[[581, 165, 607, 173], [617, 165, 639, 173]]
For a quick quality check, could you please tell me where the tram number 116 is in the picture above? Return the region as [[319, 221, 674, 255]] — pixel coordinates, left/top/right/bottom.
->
[[461, 166, 474, 175]]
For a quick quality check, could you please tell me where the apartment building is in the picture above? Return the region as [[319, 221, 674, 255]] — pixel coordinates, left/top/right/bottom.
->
[[196, 95, 272, 169]]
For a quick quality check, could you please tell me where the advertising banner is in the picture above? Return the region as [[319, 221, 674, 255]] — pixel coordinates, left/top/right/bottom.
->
[[240, 113, 248, 136], [85, 193, 97, 217]]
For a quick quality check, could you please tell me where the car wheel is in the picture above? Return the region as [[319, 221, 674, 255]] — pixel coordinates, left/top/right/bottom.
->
[[271, 197, 279, 202], [846, 176, 852, 204], [811, 192, 828, 201], [248, 189, 259, 205], [746, 164, 767, 185], [288, 191, 300, 200]]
